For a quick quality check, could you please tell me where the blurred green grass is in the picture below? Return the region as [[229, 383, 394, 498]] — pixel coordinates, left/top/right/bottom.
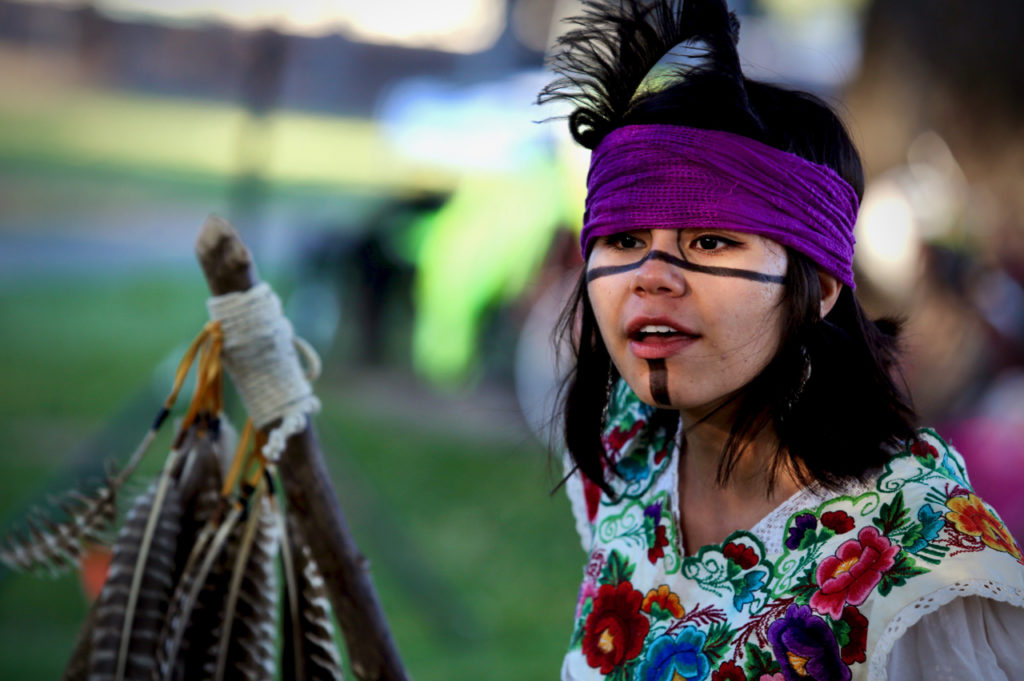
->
[[0, 269, 581, 680]]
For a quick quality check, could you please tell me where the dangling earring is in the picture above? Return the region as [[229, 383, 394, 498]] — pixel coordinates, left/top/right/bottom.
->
[[600, 366, 615, 432], [786, 345, 812, 413]]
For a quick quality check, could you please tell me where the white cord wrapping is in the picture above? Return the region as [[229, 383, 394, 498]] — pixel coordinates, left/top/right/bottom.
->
[[207, 282, 321, 462]]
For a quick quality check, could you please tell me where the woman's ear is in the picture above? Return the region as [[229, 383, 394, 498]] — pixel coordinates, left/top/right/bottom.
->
[[818, 271, 842, 318]]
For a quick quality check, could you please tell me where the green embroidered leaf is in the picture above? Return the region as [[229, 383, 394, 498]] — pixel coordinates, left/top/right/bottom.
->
[[600, 549, 636, 586], [878, 550, 929, 596], [607, 663, 632, 681], [726, 559, 741, 579], [569, 617, 585, 649], [744, 643, 781, 677], [703, 621, 736, 666], [789, 565, 819, 605], [873, 491, 911, 536], [647, 602, 674, 621], [900, 522, 925, 548], [798, 527, 835, 551], [832, 617, 852, 648]]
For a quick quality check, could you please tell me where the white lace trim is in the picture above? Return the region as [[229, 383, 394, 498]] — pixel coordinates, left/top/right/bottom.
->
[[868, 579, 1024, 681]]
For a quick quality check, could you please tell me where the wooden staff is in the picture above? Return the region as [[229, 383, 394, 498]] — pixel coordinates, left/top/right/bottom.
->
[[195, 215, 410, 681]]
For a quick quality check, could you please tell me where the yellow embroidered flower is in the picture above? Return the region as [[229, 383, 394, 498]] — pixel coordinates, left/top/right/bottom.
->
[[641, 584, 685, 619], [946, 494, 1023, 561]]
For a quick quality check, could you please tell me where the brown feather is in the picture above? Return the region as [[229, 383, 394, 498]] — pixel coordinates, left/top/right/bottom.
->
[[211, 492, 279, 681], [0, 473, 120, 576], [281, 510, 344, 681], [89, 479, 183, 681]]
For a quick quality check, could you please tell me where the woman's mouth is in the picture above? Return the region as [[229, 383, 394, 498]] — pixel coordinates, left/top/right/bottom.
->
[[627, 323, 700, 359]]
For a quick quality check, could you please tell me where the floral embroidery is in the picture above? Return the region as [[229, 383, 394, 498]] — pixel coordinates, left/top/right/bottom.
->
[[836, 606, 867, 665], [642, 585, 685, 620], [637, 628, 710, 681], [711, 660, 746, 681], [945, 493, 1024, 561], [809, 527, 899, 619], [819, 511, 854, 534], [723, 542, 759, 570], [910, 440, 939, 461], [583, 582, 651, 674], [784, 514, 816, 551], [567, 393, 1024, 681], [644, 502, 671, 564], [766, 605, 850, 681]]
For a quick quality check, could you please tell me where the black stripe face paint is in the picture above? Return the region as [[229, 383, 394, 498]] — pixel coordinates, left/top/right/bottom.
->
[[647, 358, 671, 405], [586, 249, 786, 284]]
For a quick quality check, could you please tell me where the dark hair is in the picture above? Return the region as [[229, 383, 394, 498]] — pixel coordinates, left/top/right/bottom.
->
[[542, 0, 918, 496]]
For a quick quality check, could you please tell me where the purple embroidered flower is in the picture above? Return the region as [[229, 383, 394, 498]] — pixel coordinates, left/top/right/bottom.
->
[[637, 627, 710, 681], [644, 501, 669, 564], [785, 513, 817, 551], [767, 605, 850, 681]]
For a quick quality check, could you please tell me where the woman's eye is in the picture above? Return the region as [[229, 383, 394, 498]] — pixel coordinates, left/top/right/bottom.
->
[[606, 233, 644, 250], [691, 235, 739, 251]]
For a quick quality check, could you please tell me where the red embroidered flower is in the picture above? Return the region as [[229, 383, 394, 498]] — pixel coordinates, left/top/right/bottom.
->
[[604, 420, 645, 453], [641, 584, 685, 619], [583, 476, 602, 522], [582, 581, 651, 673], [711, 660, 747, 681], [946, 494, 1024, 561], [810, 526, 899, 619], [723, 541, 758, 569], [910, 440, 939, 460], [648, 524, 670, 563], [820, 511, 855, 534], [839, 606, 868, 664]]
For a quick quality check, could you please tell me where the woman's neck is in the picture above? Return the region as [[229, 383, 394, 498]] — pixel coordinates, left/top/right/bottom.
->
[[676, 414, 804, 554]]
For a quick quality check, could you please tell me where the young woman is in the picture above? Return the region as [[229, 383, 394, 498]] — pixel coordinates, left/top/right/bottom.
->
[[540, 1, 1024, 679]]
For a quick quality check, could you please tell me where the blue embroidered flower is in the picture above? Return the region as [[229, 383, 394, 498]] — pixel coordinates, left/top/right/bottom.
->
[[785, 513, 817, 550], [615, 454, 650, 482], [637, 627, 710, 681], [903, 505, 944, 553], [731, 569, 768, 611], [767, 605, 850, 681]]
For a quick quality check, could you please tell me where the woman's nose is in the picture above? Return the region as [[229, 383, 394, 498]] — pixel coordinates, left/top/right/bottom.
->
[[631, 247, 688, 296]]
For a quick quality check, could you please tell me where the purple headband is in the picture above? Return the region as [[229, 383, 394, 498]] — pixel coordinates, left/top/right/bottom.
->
[[582, 124, 859, 288]]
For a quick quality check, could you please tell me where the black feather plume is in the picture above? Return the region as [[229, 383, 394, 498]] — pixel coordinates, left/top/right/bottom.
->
[[537, 0, 753, 148]]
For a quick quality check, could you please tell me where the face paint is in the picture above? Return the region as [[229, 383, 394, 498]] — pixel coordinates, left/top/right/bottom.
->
[[587, 249, 786, 284], [647, 358, 671, 405], [587, 229, 789, 415]]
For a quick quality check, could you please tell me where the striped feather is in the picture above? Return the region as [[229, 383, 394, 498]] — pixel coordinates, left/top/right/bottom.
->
[[211, 492, 279, 681], [154, 502, 241, 681], [0, 474, 120, 576], [89, 480, 183, 681], [281, 510, 344, 681]]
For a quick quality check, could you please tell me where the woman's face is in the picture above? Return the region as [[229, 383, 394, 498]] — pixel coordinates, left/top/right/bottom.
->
[[587, 228, 788, 422]]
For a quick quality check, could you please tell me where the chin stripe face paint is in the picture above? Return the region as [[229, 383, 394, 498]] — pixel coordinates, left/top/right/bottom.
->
[[647, 358, 671, 405], [586, 249, 786, 285]]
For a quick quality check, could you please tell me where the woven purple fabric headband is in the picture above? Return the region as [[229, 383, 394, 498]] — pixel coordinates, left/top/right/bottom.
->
[[582, 124, 859, 288]]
